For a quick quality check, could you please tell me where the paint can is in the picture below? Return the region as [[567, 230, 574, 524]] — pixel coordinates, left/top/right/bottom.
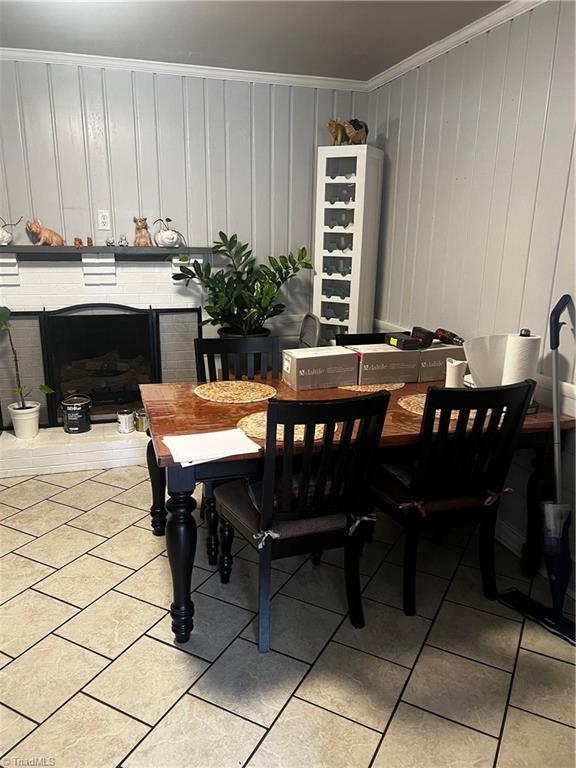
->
[[61, 395, 92, 434], [134, 409, 148, 432], [117, 409, 135, 433]]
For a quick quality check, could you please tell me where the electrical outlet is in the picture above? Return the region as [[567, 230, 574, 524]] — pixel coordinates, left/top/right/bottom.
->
[[97, 209, 111, 230]]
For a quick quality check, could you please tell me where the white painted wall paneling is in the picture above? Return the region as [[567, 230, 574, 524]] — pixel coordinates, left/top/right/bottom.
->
[[371, 1, 575, 385]]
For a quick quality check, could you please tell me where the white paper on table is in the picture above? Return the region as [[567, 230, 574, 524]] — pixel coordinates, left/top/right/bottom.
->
[[163, 429, 261, 467]]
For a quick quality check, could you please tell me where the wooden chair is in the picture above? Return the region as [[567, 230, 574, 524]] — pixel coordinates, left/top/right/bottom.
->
[[194, 335, 280, 565], [194, 335, 280, 382], [335, 332, 388, 346], [370, 380, 535, 615], [214, 391, 390, 651]]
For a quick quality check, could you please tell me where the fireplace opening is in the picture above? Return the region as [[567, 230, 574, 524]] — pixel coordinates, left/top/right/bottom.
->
[[46, 313, 152, 422]]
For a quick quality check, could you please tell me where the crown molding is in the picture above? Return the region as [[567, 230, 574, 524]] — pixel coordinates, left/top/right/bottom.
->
[[0, 0, 546, 94], [366, 0, 548, 90], [0, 47, 369, 92]]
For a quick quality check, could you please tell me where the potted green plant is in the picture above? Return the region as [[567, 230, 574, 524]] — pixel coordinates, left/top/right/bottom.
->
[[172, 232, 312, 336], [0, 306, 54, 439]]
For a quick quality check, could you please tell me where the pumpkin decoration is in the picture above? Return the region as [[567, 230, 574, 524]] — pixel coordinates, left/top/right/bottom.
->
[[153, 217, 186, 248]]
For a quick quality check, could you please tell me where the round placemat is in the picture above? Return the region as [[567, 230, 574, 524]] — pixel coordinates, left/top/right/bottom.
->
[[398, 393, 459, 419], [194, 381, 276, 404], [339, 382, 406, 393], [238, 411, 326, 442]]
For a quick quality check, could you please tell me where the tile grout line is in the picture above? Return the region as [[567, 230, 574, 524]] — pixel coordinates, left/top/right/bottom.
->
[[491, 606, 527, 767], [366, 523, 478, 768], [424, 642, 516, 675], [291, 693, 384, 735], [507, 703, 576, 730], [401, 700, 499, 741]]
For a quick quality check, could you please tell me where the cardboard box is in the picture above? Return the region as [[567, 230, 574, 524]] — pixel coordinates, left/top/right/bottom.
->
[[419, 343, 467, 382], [282, 347, 358, 390], [347, 344, 420, 385]]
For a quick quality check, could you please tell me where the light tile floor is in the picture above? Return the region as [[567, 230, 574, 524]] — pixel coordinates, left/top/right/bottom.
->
[[0, 468, 574, 768]]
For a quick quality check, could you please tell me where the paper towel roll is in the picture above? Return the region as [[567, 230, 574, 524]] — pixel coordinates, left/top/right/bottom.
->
[[445, 358, 467, 388], [501, 333, 541, 385], [464, 333, 541, 387]]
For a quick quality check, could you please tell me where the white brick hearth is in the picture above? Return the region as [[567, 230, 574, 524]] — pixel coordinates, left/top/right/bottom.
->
[[0, 423, 148, 478]]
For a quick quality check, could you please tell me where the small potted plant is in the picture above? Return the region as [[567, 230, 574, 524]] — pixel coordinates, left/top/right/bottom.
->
[[0, 307, 54, 439], [172, 232, 312, 337]]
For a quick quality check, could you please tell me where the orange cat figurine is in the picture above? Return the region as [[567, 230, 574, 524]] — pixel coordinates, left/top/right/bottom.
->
[[133, 216, 152, 247], [26, 218, 65, 246]]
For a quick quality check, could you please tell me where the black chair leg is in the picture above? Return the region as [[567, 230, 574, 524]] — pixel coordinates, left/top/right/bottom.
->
[[204, 483, 219, 566], [311, 551, 322, 565], [345, 535, 364, 628], [219, 518, 234, 584], [258, 543, 273, 652], [403, 516, 418, 616], [479, 506, 498, 599]]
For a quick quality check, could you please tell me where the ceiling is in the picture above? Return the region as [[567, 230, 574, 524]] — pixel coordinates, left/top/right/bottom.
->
[[0, 1, 506, 81]]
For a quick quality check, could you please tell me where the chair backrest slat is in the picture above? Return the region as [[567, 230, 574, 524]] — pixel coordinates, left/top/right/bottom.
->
[[411, 381, 535, 499], [261, 393, 390, 527], [194, 336, 280, 383], [281, 423, 295, 513], [297, 424, 316, 511]]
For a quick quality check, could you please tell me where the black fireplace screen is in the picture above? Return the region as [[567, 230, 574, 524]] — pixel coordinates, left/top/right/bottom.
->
[[0, 304, 202, 429], [45, 313, 152, 421]]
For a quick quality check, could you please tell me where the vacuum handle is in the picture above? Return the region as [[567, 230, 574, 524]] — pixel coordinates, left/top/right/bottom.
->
[[550, 294, 571, 350]]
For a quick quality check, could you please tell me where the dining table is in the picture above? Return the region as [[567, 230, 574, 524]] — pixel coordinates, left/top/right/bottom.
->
[[140, 379, 574, 643]]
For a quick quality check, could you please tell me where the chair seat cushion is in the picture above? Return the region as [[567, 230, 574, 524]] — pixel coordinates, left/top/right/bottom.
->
[[371, 464, 486, 514], [214, 479, 347, 543]]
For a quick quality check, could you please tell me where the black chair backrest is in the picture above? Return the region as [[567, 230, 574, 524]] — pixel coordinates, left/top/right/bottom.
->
[[412, 380, 535, 499], [194, 336, 280, 382], [260, 392, 390, 527], [335, 332, 388, 346], [299, 313, 322, 348]]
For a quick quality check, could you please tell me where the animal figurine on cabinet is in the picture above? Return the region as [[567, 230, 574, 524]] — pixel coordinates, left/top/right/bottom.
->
[[344, 119, 368, 145], [326, 118, 349, 146], [153, 217, 186, 248], [86, 236, 93, 247], [133, 216, 152, 247], [26, 218, 65, 246], [0, 216, 22, 246], [105, 237, 115, 246], [117, 234, 129, 246], [73, 237, 83, 248]]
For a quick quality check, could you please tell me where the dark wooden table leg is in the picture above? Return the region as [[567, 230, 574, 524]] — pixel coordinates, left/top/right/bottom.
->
[[165, 476, 197, 643], [204, 482, 219, 566], [147, 438, 167, 536], [521, 440, 555, 578]]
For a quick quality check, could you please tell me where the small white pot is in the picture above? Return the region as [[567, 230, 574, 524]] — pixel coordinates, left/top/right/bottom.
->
[[8, 401, 41, 439]]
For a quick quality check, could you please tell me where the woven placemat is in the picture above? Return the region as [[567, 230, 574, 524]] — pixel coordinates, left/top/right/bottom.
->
[[398, 393, 459, 419], [194, 381, 276, 404], [339, 382, 406, 393], [238, 411, 326, 442]]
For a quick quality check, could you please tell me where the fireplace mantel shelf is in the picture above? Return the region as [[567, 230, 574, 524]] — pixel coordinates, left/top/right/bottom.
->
[[2, 245, 210, 262]]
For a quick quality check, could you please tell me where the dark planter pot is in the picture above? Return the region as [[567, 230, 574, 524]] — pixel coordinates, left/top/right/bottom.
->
[[217, 327, 271, 339]]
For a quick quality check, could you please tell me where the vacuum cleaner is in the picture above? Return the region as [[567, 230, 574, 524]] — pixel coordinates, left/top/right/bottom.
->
[[499, 294, 575, 645]]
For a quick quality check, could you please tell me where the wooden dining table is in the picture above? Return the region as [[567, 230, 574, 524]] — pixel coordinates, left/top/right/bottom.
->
[[140, 379, 574, 643]]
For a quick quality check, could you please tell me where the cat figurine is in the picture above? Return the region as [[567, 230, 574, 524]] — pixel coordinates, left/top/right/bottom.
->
[[26, 218, 65, 246], [344, 119, 369, 145], [326, 118, 349, 146], [133, 216, 152, 247]]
